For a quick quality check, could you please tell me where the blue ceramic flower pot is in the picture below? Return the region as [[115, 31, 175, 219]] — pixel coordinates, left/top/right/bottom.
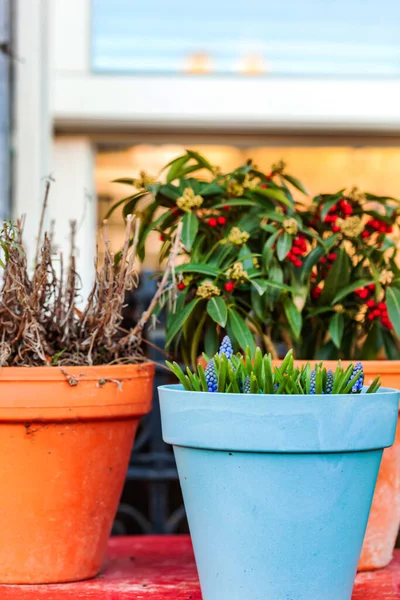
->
[[159, 385, 399, 600]]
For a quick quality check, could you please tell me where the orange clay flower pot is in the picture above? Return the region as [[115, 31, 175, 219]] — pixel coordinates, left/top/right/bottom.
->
[[357, 361, 400, 571], [0, 362, 154, 584], [288, 359, 400, 572]]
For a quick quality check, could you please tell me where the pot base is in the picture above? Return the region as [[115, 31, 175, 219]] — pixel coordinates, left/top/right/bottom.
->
[[176, 447, 382, 600]]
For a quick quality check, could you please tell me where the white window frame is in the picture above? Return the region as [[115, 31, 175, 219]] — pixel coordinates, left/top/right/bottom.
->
[[52, 0, 400, 133]]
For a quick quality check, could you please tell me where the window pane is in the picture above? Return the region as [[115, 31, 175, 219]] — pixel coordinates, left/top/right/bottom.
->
[[92, 0, 400, 76]]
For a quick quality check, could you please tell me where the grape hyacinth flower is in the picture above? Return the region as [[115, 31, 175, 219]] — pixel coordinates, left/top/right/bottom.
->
[[326, 370, 334, 394], [350, 362, 364, 393], [309, 369, 316, 394], [205, 359, 218, 392], [243, 376, 251, 393], [219, 335, 234, 359]]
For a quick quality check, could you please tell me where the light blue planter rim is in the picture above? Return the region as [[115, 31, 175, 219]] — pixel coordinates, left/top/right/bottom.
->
[[158, 384, 399, 453]]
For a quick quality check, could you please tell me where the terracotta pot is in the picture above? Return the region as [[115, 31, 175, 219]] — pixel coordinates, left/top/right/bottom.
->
[[357, 362, 400, 571], [288, 360, 400, 572], [0, 362, 154, 584]]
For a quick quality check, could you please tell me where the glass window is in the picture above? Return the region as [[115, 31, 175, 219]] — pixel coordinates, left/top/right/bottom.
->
[[91, 0, 400, 76]]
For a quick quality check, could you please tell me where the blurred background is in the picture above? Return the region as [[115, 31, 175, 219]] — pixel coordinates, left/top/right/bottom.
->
[[1, 0, 400, 534]]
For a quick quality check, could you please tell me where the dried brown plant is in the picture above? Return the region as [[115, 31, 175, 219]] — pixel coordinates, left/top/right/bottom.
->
[[0, 215, 182, 367]]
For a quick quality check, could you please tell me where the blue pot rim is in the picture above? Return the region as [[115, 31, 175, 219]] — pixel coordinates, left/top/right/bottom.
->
[[158, 384, 399, 453], [158, 383, 399, 400]]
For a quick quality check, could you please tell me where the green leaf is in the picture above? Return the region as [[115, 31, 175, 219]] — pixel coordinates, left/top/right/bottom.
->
[[282, 174, 308, 195], [266, 261, 283, 308], [197, 365, 209, 392], [228, 310, 256, 352], [207, 297, 228, 327], [253, 187, 293, 208], [204, 324, 219, 356], [238, 244, 255, 270], [158, 184, 181, 200], [361, 322, 381, 360], [176, 264, 221, 277], [186, 150, 214, 172], [262, 230, 280, 268], [332, 279, 375, 304], [321, 198, 341, 221], [366, 376, 381, 394], [277, 232, 292, 261], [182, 212, 199, 251], [213, 199, 258, 209], [320, 250, 350, 305], [382, 328, 400, 359], [105, 190, 148, 219], [166, 155, 190, 183], [166, 298, 202, 348], [112, 178, 136, 186], [386, 287, 400, 339], [329, 313, 344, 348], [282, 296, 302, 341]]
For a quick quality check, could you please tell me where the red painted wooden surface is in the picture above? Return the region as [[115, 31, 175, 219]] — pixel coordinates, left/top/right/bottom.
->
[[1, 536, 400, 599]]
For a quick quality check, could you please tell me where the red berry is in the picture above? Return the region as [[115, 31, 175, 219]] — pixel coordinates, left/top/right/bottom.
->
[[361, 230, 370, 239], [329, 204, 338, 214], [291, 246, 302, 256], [378, 302, 387, 310], [224, 281, 235, 292], [367, 313, 375, 321], [367, 284, 375, 291], [343, 205, 353, 216], [379, 223, 387, 233], [366, 299, 376, 309], [294, 259, 302, 268], [387, 225, 393, 233], [217, 216, 227, 225], [222, 205, 230, 211], [177, 282, 186, 291], [371, 219, 380, 230], [320, 257, 327, 264], [160, 234, 165, 241], [208, 218, 217, 227], [371, 309, 382, 318], [172, 208, 180, 215], [312, 286, 322, 299], [332, 225, 341, 233], [327, 253, 338, 262], [339, 199, 347, 208], [359, 289, 369, 299]]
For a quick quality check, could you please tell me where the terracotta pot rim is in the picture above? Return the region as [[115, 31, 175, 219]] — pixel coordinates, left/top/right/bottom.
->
[[0, 361, 155, 381], [0, 362, 155, 422]]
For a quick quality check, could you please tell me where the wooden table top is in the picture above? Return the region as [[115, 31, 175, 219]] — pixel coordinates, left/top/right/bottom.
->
[[1, 536, 399, 599]]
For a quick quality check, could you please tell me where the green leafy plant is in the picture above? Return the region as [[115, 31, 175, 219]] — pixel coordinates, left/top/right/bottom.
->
[[111, 151, 400, 362], [166, 336, 381, 395]]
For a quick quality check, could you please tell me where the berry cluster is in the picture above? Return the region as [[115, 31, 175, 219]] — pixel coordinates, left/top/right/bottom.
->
[[319, 252, 338, 277], [362, 218, 393, 239], [208, 216, 227, 227], [286, 235, 307, 268], [311, 285, 322, 300], [323, 198, 353, 233], [354, 283, 375, 300], [177, 280, 235, 293], [366, 300, 393, 329]]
